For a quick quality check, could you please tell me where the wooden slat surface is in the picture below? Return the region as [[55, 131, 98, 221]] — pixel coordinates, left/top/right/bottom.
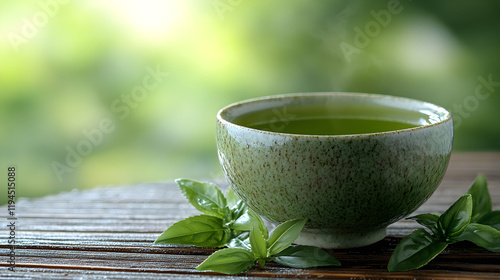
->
[[1, 152, 499, 279]]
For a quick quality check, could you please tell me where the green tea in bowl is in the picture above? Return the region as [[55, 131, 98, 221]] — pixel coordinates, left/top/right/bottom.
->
[[216, 92, 453, 249], [232, 104, 421, 135]]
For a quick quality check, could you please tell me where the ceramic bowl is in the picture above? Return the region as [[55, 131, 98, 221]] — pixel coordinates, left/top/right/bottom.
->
[[216, 93, 453, 248]]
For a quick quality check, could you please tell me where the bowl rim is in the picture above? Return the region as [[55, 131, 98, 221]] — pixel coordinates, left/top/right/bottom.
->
[[216, 92, 453, 138]]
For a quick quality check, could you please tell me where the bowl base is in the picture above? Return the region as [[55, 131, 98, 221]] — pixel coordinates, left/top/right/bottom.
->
[[294, 227, 386, 249]]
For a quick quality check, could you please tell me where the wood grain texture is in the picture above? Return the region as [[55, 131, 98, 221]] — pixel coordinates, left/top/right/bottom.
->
[[1, 152, 499, 279]]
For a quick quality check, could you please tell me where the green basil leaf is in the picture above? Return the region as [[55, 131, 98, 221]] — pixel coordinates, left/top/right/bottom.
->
[[478, 211, 500, 230], [438, 194, 472, 238], [250, 223, 268, 259], [249, 209, 268, 239], [175, 179, 227, 218], [196, 248, 256, 274], [274, 245, 341, 268], [231, 200, 247, 221], [267, 218, 307, 256], [227, 232, 251, 250], [226, 187, 240, 209], [388, 228, 448, 272], [407, 213, 441, 237], [454, 223, 500, 252], [154, 215, 229, 247], [466, 174, 492, 222], [230, 212, 252, 231]]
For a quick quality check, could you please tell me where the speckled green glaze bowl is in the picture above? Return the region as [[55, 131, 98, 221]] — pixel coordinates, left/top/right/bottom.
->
[[216, 93, 453, 249]]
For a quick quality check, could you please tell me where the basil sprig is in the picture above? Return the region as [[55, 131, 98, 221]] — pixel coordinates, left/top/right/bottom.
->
[[155, 179, 340, 274], [388, 174, 500, 271], [154, 179, 251, 247], [197, 214, 340, 274]]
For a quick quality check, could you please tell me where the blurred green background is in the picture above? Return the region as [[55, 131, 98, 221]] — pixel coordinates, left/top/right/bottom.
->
[[1, 0, 499, 205]]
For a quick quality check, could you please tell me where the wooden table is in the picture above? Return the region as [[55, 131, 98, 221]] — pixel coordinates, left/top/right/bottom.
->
[[1, 152, 499, 279]]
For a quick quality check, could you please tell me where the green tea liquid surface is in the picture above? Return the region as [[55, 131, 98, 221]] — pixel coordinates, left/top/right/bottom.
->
[[232, 105, 421, 135]]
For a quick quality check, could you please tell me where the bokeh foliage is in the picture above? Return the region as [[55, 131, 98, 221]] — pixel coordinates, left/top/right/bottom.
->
[[1, 0, 499, 205]]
